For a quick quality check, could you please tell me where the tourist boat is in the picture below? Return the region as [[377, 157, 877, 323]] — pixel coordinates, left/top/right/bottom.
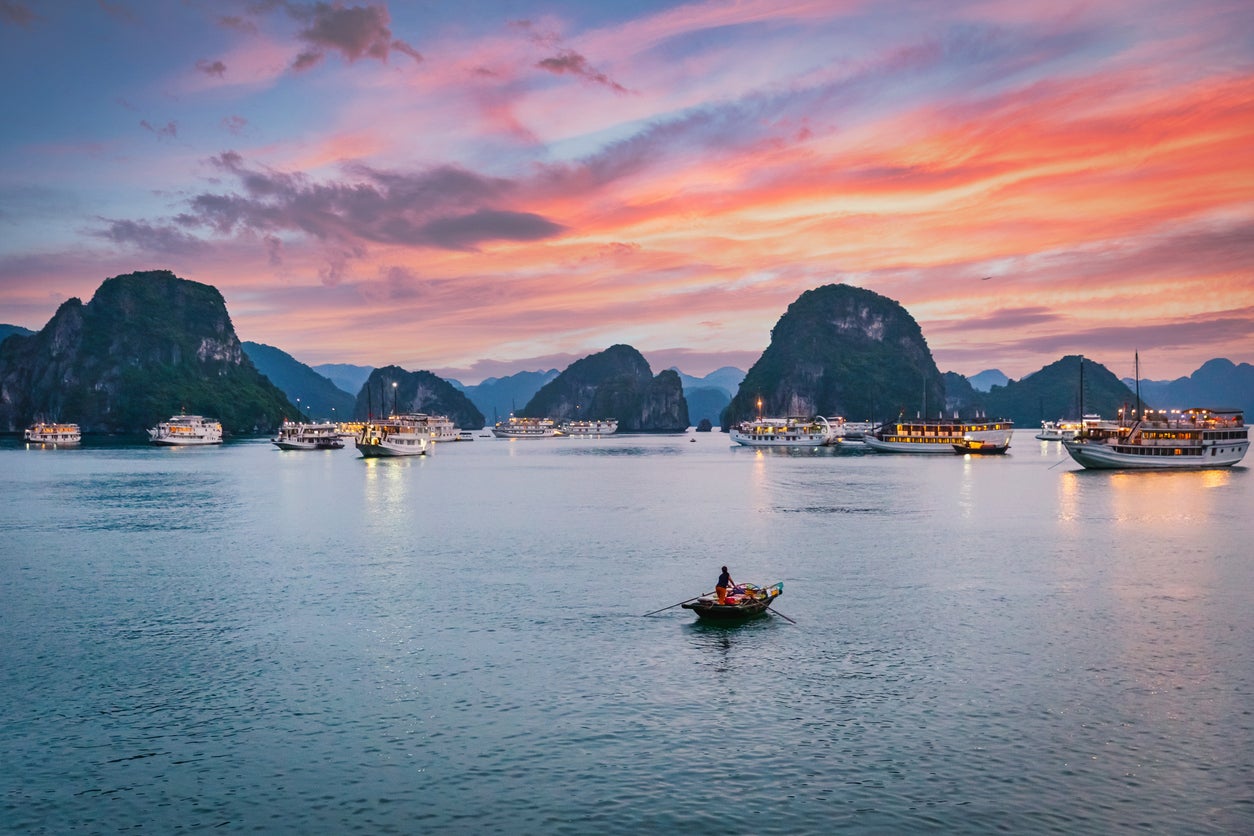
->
[[148, 413, 223, 445], [839, 420, 876, 441], [681, 583, 784, 621], [24, 422, 81, 445], [272, 421, 345, 451], [355, 414, 430, 457], [559, 418, 619, 436], [1061, 407, 1248, 469], [491, 416, 558, 438], [863, 417, 1014, 454], [1035, 416, 1100, 441], [379, 413, 462, 443], [730, 416, 838, 447]]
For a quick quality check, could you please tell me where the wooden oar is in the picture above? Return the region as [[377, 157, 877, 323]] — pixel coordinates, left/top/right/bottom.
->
[[641, 592, 711, 617], [766, 604, 797, 624]]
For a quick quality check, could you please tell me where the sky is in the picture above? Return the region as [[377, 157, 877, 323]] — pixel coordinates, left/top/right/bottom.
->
[[1, 0, 1251, 384]]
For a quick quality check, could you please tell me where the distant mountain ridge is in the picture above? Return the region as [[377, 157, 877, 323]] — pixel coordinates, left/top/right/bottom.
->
[[453, 369, 559, 425], [243, 342, 355, 421], [312, 362, 374, 397], [1123, 358, 1254, 418], [0, 324, 34, 346], [967, 369, 1010, 392]]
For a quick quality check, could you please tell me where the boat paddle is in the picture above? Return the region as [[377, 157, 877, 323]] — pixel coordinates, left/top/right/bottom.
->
[[641, 592, 712, 617], [766, 604, 797, 624]]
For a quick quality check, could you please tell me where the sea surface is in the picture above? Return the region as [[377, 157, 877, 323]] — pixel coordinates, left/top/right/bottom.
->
[[2, 430, 1251, 834]]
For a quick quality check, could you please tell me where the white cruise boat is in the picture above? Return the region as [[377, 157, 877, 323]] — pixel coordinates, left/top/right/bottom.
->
[[560, 419, 618, 436], [1037, 415, 1104, 441], [1061, 407, 1248, 469], [355, 414, 430, 457], [24, 422, 81, 446], [730, 416, 838, 447], [148, 413, 223, 445], [864, 418, 1014, 454], [491, 416, 558, 438], [412, 413, 461, 442], [272, 421, 345, 450], [839, 420, 875, 441]]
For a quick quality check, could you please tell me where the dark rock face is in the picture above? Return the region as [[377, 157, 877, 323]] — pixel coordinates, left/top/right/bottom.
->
[[723, 284, 945, 429], [354, 365, 485, 429], [522, 344, 689, 431], [0, 270, 297, 434]]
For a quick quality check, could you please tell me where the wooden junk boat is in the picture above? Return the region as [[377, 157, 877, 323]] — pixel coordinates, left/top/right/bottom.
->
[[682, 583, 784, 621]]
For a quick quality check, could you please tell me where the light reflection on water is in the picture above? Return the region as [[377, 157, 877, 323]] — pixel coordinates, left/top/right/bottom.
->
[[1, 430, 1251, 833]]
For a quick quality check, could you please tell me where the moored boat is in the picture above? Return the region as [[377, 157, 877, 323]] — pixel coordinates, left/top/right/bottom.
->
[[24, 422, 82, 446], [682, 583, 784, 620], [839, 420, 875, 441], [410, 413, 461, 442], [148, 413, 223, 445], [1061, 407, 1248, 469], [864, 418, 1014, 454], [272, 421, 345, 450], [491, 416, 558, 438], [23, 421, 81, 448], [355, 414, 430, 457], [730, 416, 837, 447], [559, 418, 618, 436]]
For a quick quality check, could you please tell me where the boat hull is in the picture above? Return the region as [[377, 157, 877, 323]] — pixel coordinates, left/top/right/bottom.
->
[[730, 432, 829, 447], [274, 439, 344, 451], [681, 583, 784, 621], [681, 600, 773, 620], [952, 440, 1010, 454], [355, 438, 428, 457]]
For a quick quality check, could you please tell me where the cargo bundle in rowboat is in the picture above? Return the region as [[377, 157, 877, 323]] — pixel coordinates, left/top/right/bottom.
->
[[681, 583, 783, 621]]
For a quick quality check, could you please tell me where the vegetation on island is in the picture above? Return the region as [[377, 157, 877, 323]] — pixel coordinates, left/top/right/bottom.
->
[[522, 344, 688, 432], [724, 284, 945, 428], [0, 270, 297, 434]]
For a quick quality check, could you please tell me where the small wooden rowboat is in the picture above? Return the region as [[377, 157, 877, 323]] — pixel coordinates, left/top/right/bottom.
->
[[681, 582, 783, 621]]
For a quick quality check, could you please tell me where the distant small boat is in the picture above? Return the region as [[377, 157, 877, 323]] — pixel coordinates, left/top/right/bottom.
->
[[952, 436, 1010, 454], [272, 421, 345, 451], [559, 418, 618, 436], [24, 422, 81, 446], [148, 413, 222, 446], [492, 416, 558, 438], [682, 583, 784, 621], [839, 420, 875, 441]]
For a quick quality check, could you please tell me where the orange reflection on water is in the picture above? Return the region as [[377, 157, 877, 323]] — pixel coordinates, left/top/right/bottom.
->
[[1096, 468, 1231, 528]]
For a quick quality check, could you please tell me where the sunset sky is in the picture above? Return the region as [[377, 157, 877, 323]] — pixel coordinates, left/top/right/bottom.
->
[[1, 0, 1251, 383]]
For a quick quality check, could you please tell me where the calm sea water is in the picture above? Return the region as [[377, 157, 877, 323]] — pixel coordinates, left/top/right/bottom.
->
[[2, 430, 1251, 834]]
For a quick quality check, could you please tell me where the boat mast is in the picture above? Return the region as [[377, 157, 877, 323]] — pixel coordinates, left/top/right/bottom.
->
[[1078, 355, 1084, 420], [1134, 351, 1142, 423]]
